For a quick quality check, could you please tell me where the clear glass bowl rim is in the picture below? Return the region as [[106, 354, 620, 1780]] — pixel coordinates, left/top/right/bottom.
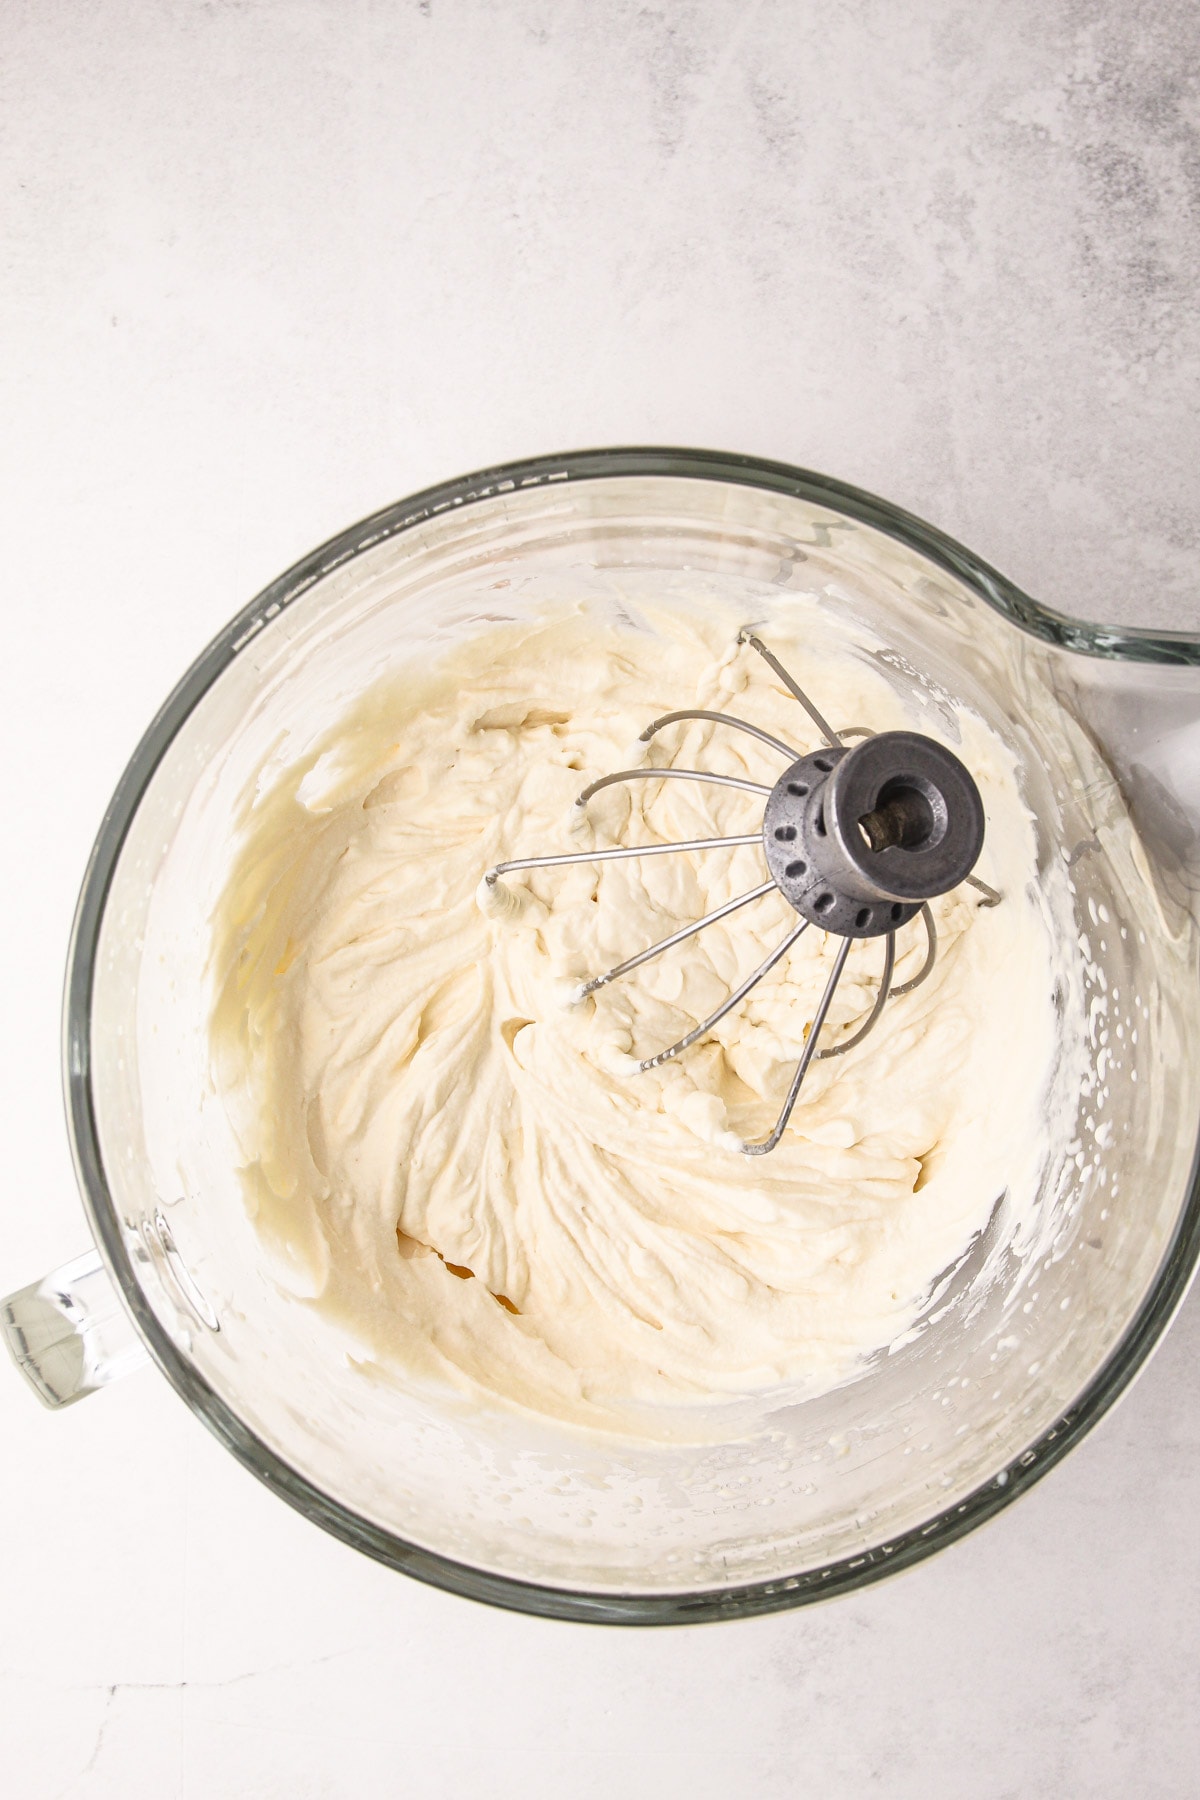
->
[[63, 445, 1200, 1624]]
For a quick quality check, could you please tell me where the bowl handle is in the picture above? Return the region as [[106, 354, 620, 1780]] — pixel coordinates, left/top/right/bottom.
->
[[2, 1248, 148, 1408]]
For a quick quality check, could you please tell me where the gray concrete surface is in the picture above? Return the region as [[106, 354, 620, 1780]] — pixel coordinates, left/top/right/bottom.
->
[[2, 3, 1199, 1795]]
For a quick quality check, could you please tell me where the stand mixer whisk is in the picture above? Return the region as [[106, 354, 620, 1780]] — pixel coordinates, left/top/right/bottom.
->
[[486, 631, 1000, 1155]]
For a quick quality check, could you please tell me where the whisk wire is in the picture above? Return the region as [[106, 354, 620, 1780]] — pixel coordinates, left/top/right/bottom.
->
[[890, 903, 937, 997], [740, 936, 854, 1155], [966, 873, 1001, 907], [484, 834, 761, 886], [639, 919, 809, 1071], [576, 879, 778, 998], [640, 710, 802, 760], [817, 929, 897, 1060], [576, 767, 771, 806], [738, 630, 844, 748]]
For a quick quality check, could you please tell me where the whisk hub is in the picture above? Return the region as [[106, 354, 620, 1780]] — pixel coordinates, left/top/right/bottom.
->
[[762, 731, 984, 938]]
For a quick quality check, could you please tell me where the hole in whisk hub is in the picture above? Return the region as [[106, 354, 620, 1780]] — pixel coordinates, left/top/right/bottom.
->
[[785, 859, 807, 879], [815, 892, 835, 914], [787, 781, 809, 798], [855, 907, 871, 928], [858, 776, 941, 854], [774, 825, 796, 842]]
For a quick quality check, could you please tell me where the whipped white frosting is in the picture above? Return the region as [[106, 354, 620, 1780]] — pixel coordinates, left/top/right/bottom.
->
[[209, 595, 1064, 1440]]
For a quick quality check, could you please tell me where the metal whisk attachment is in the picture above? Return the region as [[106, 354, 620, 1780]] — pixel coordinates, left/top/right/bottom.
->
[[485, 631, 1000, 1155]]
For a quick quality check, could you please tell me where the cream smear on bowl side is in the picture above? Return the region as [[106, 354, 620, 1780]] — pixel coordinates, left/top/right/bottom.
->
[[209, 593, 1073, 1442]]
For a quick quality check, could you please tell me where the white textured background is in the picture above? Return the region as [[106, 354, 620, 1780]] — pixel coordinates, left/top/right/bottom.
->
[[3, 3, 1200, 1795]]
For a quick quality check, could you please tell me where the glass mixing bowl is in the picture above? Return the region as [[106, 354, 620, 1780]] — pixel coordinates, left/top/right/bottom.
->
[[6, 448, 1200, 1624]]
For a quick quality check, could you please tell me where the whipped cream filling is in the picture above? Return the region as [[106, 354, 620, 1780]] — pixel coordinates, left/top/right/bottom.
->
[[209, 595, 1065, 1439]]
